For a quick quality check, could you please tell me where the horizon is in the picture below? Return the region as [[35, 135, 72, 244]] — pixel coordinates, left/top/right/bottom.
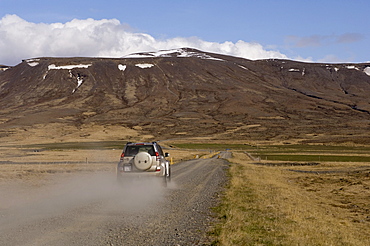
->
[[2, 47, 370, 67]]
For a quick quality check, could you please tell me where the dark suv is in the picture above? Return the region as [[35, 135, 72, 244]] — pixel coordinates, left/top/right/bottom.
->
[[117, 142, 171, 185]]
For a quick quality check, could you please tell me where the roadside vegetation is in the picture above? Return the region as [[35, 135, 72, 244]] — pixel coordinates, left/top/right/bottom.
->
[[172, 143, 370, 245]]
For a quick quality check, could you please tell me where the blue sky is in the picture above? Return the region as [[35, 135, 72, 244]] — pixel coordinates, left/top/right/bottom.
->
[[0, 0, 369, 65]]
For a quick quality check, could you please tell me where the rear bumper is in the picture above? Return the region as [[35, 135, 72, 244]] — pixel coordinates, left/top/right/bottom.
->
[[117, 161, 166, 178], [117, 167, 164, 178]]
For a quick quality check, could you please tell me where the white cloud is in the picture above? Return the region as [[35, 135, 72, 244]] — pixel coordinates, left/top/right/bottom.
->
[[0, 14, 287, 65]]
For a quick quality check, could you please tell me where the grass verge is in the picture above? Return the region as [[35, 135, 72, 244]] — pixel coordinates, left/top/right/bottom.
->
[[212, 152, 369, 245]]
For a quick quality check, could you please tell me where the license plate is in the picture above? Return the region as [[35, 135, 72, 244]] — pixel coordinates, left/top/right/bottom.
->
[[124, 166, 131, 172]]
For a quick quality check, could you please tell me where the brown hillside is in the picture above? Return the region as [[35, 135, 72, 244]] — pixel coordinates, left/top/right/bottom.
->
[[1, 48, 370, 144]]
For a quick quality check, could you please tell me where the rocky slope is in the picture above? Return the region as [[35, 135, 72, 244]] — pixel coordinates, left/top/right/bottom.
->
[[1, 48, 370, 144]]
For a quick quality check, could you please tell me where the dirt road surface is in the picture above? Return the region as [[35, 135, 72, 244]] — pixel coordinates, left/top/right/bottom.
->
[[0, 154, 230, 245]]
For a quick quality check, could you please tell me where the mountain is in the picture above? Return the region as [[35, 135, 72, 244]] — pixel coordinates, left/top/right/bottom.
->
[[1, 48, 370, 144]]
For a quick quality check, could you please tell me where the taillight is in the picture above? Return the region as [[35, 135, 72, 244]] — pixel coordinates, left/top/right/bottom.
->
[[120, 153, 125, 158], [156, 166, 161, 172], [155, 152, 160, 161]]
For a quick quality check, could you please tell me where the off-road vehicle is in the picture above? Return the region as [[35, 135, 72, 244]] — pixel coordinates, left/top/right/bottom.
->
[[117, 142, 171, 185]]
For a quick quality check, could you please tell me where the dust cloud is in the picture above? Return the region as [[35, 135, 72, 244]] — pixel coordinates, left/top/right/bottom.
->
[[0, 171, 167, 229]]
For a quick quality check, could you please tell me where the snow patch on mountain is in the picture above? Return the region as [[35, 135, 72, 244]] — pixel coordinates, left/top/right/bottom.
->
[[118, 64, 127, 71], [288, 68, 306, 76], [238, 65, 248, 70], [135, 63, 154, 69], [364, 67, 370, 76], [48, 64, 92, 70], [43, 63, 91, 92], [72, 76, 84, 93], [325, 65, 340, 72], [125, 48, 225, 62], [288, 68, 300, 72], [346, 65, 359, 70], [25, 59, 40, 67], [0, 66, 9, 72], [28, 62, 39, 67]]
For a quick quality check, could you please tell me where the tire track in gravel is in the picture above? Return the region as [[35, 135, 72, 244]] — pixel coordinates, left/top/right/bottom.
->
[[105, 157, 229, 245]]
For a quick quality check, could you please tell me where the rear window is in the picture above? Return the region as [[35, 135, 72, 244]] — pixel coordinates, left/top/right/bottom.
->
[[124, 145, 155, 156]]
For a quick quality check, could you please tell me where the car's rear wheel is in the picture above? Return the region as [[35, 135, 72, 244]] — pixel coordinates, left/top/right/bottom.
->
[[166, 162, 171, 182], [163, 162, 171, 187]]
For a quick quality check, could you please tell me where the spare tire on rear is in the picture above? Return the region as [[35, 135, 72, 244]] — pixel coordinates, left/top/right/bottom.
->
[[134, 152, 153, 170]]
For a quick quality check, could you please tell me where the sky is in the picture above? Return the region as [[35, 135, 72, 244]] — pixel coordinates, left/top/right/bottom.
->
[[0, 0, 369, 66]]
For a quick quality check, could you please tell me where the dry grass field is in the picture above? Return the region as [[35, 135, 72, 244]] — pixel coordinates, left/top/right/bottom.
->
[[214, 151, 370, 245]]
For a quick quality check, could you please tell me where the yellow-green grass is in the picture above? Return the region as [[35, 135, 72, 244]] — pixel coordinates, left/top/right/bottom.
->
[[212, 152, 369, 245]]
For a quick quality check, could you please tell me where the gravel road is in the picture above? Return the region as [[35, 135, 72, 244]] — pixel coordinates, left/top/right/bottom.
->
[[0, 153, 230, 245]]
